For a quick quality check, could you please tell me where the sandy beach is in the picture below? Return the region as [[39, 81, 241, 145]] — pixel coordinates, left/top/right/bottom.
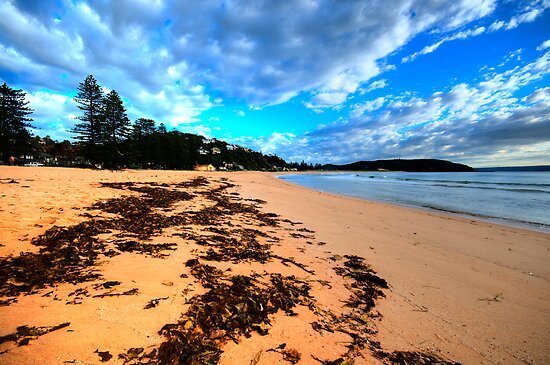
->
[[1, 166, 549, 365]]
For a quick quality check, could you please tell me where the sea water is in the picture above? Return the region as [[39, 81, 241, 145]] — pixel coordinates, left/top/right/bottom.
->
[[278, 171, 550, 232]]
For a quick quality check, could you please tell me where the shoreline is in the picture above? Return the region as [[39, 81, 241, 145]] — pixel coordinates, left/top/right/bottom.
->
[[226, 172, 550, 364], [275, 171, 550, 234], [1, 167, 549, 364]]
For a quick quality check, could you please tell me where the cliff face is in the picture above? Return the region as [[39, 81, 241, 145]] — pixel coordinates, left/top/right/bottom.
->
[[324, 159, 475, 172]]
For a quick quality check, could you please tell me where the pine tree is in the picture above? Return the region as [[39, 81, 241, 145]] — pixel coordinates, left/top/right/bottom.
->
[[0, 82, 33, 162], [131, 118, 156, 140], [72, 75, 104, 159], [102, 90, 130, 167], [102, 90, 130, 145]]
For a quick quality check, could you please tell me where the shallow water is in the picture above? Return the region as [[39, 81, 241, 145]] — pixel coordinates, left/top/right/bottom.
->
[[278, 171, 550, 232]]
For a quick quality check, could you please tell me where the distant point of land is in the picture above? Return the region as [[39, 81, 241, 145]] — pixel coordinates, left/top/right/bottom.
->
[[322, 159, 475, 172]]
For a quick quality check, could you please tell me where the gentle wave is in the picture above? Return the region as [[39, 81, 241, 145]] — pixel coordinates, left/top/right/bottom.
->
[[393, 177, 550, 187], [345, 174, 550, 193], [420, 204, 550, 230], [429, 184, 549, 194]]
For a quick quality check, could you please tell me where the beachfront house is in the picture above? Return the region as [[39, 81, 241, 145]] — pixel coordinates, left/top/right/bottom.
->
[[193, 164, 216, 171]]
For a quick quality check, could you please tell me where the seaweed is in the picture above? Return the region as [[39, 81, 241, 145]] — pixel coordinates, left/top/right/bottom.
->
[[309, 255, 458, 365], [93, 288, 139, 298], [144, 297, 169, 309], [267, 344, 301, 364], [0, 221, 109, 296], [115, 240, 178, 258], [95, 349, 113, 362], [118, 347, 144, 362], [197, 234, 272, 264], [185, 259, 225, 289], [94, 281, 122, 289], [1, 176, 459, 365], [153, 259, 313, 365], [0, 322, 70, 346], [0, 181, 197, 299], [0, 297, 18, 306], [281, 348, 301, 364], [334, 255, 388, 313], [373, 350, 461, 365]]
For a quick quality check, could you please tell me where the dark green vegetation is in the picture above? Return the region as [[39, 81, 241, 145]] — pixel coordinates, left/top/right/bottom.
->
[[1, 79, 474, 172], [0, 177, 458, 364], [323, 159, 474, 172], [0, 77, 287, 170], [0, 82, 34, 164]]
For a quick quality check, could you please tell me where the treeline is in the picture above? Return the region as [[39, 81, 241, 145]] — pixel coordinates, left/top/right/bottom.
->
[[0, 76, 292, 171]]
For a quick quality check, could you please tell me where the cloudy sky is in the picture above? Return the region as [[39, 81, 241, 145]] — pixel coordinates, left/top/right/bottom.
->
[[1, 0, 549, 167]]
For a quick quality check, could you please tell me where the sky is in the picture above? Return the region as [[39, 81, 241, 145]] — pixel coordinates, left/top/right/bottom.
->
[[0, 0, 549, 167]]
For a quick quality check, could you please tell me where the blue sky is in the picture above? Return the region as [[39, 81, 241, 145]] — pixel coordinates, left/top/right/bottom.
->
[[0, 0, 549, 167]]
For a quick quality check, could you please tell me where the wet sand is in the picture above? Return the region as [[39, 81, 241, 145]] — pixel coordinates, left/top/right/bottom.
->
[[0, 166, 548, 364]]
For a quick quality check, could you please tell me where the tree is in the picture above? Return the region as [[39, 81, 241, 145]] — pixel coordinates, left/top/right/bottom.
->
[[71, 75, 104, 159], [131, 118, 156, 140], [102, 90, 130, 145], [102, 90, 130, 166], [0, 82, 33, 162]]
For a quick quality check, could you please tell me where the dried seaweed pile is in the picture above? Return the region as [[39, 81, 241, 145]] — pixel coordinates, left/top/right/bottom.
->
[[0, 221, 109, 296], [0, 181, 196, 299], [197, 183, 280, 227], [195, 232, 272, 263], [0, 322, 70, 347], [154, 259, 312, 365]]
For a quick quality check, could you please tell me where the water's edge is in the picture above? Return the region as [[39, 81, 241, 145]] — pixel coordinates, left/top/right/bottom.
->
[[276, 172, 550, 234]]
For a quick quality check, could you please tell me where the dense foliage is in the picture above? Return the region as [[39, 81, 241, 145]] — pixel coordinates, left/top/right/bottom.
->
[[0, 82, 34, 163], [1, 77, 291, 171]]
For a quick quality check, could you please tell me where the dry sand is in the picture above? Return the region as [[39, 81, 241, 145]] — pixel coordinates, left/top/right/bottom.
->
[[0, 166, 548, 365]]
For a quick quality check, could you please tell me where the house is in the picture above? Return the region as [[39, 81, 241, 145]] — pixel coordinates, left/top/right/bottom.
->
[[197, 147, 208, 155], [211, 147, 221, 154], [226, 145, 236, 151], [194, 164, 216, 171]]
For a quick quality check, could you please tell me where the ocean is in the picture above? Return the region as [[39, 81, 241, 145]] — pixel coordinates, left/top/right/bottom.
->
[[278, 171, 550, 232]]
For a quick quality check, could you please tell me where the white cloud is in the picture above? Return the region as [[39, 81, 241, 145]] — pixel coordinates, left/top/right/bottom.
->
[[402, 26, 486, 63], [352, 97, 387, 117], [505, 7, 545, 30], [523, 87, 550, 104], [258, 51, 550, 166], [537, 39, 550, 51], [361, 79, 388, 94], [23, 90, 78, 140], [308, 92, 348, 108], [3, 0, 500, 113], [402, 2, 548, 63]]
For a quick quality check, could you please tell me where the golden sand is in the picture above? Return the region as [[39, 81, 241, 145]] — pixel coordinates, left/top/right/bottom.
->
[[0, 166, 548, 364]]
